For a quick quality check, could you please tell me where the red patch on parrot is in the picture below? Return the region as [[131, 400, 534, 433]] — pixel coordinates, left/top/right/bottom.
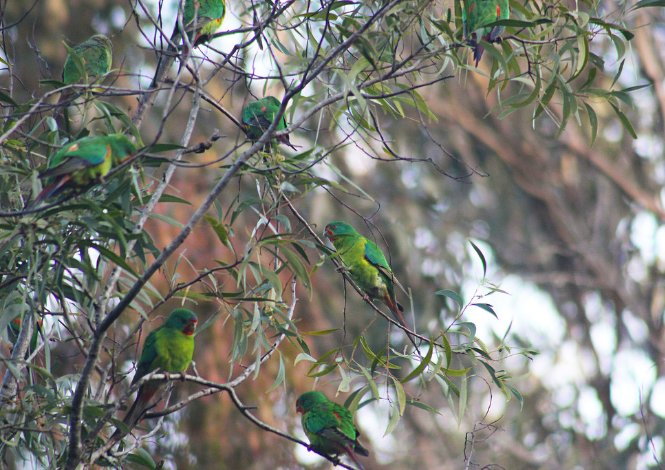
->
[[261, 106, 267, 112], [496, 5, 501, 17], [469, 4, 475, 13], [333, 410, 342, 421], [182, 319, 198, 335], [68, 143, 79, 152], [325, 226, 335, 240]]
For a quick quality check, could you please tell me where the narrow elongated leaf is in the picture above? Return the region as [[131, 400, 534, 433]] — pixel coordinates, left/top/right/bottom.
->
[[610, 103, 638, 139], [632, 0, 665, 9], [584, 103, 598, 144], [401, 342, 434, 383], [126, 448, 157, 469], [435, 289, 464, 307], [392, 377, 406, 416], [472, 302, 498, 319], [458, 375, 468, 424], [469, 240, 487, 277]]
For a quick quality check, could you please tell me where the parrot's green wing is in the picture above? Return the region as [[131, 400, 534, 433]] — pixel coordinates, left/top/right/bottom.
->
[[303, 401, 339, 435], [42, 140, 110, 177], [33, 134, 134, 205], [150, 0, 225, 88], [241, 97, 287, 141], [363, 238, 392, 274], [363, 237, 408, 295], [132, 327, 161, 386], [463, 0, 509, 65], [182, 0, 226, 45], [329, 402, 358, 442], [63, 34, 113, 85]]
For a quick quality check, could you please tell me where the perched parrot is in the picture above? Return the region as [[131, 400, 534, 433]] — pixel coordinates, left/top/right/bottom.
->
[[324, 221, 420, 349], [119, 308, 198, 431], [150, 0, 226, 88], [7, 316, 43, 357], [241, 96, 294, 148], [62, 34, 113, 85], [296, 391, 369, 470], [32, 134, 136, 205], [462, 0, 510, 66]]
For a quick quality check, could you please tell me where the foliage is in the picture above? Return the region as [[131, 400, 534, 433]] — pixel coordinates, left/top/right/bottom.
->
[[0, 0, 652, 468]]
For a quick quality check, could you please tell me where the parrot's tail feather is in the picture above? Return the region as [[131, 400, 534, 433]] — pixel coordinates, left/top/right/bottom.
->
[[345, 446, 366, 470], [29, 178, 68, 207], [473, 44, 485, 66], [384, 294, 422, 355], [149, 37, 180, 89], [354, 441, 370, 457], [121, 394, 146, 429], [110, 385, 158, 443], [384, 294, 409, 329], [278, 134, 299, 150], [150, 54, 174, 89], [122, 384, 159, 427]]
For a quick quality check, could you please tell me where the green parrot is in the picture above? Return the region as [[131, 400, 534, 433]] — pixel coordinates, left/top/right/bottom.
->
[[120, 308, 198, 430], [62, 34, 113, 85], [32, 134, 136, 205], [241, 96, 294, 149], [462, 0, 510, 66], [150, 0, 226, 88], [7, 316, 42, 357], [296, 391, 369, 470], [324, 221, 419, 349]]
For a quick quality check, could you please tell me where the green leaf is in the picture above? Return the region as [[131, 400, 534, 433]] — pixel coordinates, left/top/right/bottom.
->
[[204, 214, 230, 248], [509, 385, 524, 410], [294, 353, 317, 365], [346, 386, 370, 412], [301, 328, 339, 336], [148, 212, 185, 228], [441, 333, 453, 368], [81, 242, 138, 277], [401, 342, 434, 383], [159, 194, 192, 205], [468, 240, 487, 278], [391, 376, 406, 416], [435, 289, 464, 307], [472, 303, 498, 319], [458, 375, 468, 424], [407, 399, 441, 414], [443, 367, 472, 377], [281, 247, 311, 290], [572, 33, 589, 81], [126, 448, 157, 469], [144, 143, 186, 153], [268, 354, 286, 392], [0, 91, 17, 106], [385, 406, 400, 436], [610, 102, 638, 139], [632, 0, 665, 9], [584, 103, 598, 144], [357, 365, 380, 399], [454, 321, 477, 341]]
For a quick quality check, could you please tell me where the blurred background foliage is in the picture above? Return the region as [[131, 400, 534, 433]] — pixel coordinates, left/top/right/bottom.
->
[[1, 0, 664, 468]]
